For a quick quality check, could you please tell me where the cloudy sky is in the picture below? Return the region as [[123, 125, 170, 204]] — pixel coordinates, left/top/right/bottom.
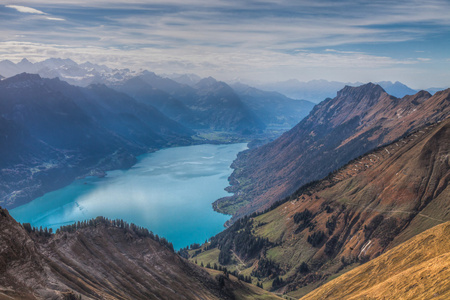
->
[[1, 0, 449, 88]]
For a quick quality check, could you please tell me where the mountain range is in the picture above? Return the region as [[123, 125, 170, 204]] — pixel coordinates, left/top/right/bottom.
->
[[2, 58, 445, 105], [0, 73, 193, 209], [250, 79, 446, 102], [0, 65, 449, 299], [114, 73, 266, 134], [214, 83, 450, 219], [193, 117, 450, 297], [0, 58, 137, 87]]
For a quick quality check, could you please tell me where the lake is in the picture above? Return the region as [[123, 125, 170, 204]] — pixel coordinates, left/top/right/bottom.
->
[[10, 143, 247, 249]]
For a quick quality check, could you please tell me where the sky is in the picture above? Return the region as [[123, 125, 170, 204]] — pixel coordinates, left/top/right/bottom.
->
[[1, 0, 450, 89]]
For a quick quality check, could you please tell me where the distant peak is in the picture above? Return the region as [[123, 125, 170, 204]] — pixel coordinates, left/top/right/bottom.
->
[[196, 76, 218, 88], [0, 73, 43, 88], [343, 82, 384, 92], [9, 72, 41, 81], [141, 70, 157, 77]]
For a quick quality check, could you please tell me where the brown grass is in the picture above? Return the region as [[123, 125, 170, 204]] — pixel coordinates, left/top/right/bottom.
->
[[301, 222, 450, 300]]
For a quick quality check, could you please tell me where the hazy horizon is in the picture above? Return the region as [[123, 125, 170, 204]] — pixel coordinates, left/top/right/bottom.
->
[[1, 1, 450, 89]]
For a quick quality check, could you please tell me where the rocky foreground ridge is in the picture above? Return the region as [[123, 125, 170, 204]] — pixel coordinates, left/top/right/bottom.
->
[[0, 209, 280, 300]]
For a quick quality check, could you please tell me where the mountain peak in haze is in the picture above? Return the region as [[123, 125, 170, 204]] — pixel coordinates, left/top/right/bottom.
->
[[195, 76, 219, 89]]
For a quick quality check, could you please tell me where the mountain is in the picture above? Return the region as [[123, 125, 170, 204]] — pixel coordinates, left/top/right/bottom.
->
[[301, 221, 450, 300], [0, 58, 138, 86], [377, 81, 418, 97], [231, 83, 315, 130], [426, 87, 448, 95], [116, 74, 266, 134], [165, 73, 202, 86], [193, 118, 450, 297], [214, 84, 450, 218], [191, 77, 265, 134], [252, 79, 422, 103], [0, 73, 193, 209], [0, 209, 281, 300]]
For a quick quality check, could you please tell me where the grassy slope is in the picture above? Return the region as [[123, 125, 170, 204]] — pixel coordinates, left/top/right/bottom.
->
[[205, 269, 283, 300], [193, 118, 450, 297], [301, 221, 450, 300]]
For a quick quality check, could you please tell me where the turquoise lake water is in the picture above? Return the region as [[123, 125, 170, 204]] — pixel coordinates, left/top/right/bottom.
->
[[10, 143, 247, 249]]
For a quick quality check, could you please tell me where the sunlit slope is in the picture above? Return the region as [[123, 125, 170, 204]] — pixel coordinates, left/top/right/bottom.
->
[[301, 221, 450, 300], [195, 118, 449, 296]]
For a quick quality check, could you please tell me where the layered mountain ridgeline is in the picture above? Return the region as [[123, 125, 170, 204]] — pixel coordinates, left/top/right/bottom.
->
[[302, 221, 450, 300], [0, 58, 137, 86], [115, 73, 267, 135], [1, 58, 315, 137], [191, 119, 449, 297], [0, 73, 193, 209], [231, 83, 315, 130], [215, 83, 450, 217], [0, 209, 281, 300], [254, 79, 441, 103]]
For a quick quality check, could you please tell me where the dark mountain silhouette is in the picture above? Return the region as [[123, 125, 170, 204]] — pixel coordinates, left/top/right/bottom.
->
[[0, 73, 193, 209]]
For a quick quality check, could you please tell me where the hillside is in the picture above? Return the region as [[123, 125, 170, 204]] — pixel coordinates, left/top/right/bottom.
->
[[215, 84, 450, 218], [301, 221, 450, 300], [0, 208, 281, 300], [193, 118, 449, 296], [0, 73, 193, 209]]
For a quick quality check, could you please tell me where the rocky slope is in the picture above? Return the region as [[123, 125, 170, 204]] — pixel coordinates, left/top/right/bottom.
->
[[193, 118, 449, 297], [0, 73, 193, 209], [215, 84, 450, 218], [301, 221, 450, 300], [0, 208, 281, 300]]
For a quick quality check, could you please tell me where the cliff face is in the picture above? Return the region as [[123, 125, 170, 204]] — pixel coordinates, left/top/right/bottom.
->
[[0, 211, 279, 300], [199, 118, 450, 296], [215, 84, 449, 219]]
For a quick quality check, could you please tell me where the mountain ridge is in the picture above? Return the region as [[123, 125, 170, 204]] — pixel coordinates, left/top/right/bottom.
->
[[214, 83, 450, 219], [193, 117, 449, 297], [0, 208, 281, 300]]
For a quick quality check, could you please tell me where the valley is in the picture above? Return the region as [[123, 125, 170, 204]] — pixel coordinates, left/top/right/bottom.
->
[[10, 143, 246, 250], [0, 59, 449, 300], [2, 1, 450, 298]]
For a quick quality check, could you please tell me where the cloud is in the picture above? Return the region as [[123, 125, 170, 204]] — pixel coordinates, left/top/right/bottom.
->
[[5, 5, 47, 15], [46, 17, 65, 21], [1, 0, 449, 88]]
